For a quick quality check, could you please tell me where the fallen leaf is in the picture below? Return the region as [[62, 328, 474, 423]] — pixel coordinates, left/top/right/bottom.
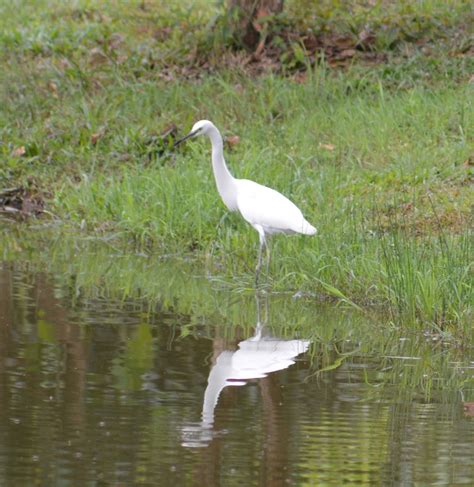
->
[[116, 54, 128, 64], [329, 35, 354, 50], [252, 6, 270, 33], [109, 33, 124, 50], [302, 34, 321, 51], [58, 58, 72, 69], [328, 58, 350, 68], [160, 123, 178, 139], [89, 47, 107, 65], [12, 146, 26, 157], [463, 402, 474, 417], [339, 48, 356, 59], [47, 81, 58, 97], [0, 185, 45, 218], [91, 128, 106, 145], [319, 143, 335, 151], [91, 133, 100, 145], [358, 28, 376, 49], [293, 72, 307, 84], [226, 135, 240, 148]]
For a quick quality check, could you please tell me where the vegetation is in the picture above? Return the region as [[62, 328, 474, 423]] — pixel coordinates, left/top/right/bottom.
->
[[1, 229, 472, 402], [0, 0, 472, 331]]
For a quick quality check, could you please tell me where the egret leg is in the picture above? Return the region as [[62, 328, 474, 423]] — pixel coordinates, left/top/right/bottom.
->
[[255, 228, 266, 287], [265, 239, 271, 277], [254, 290, 268, 340]]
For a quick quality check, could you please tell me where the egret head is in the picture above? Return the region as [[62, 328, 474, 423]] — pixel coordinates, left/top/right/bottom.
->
[[174, 120, 215, 147]]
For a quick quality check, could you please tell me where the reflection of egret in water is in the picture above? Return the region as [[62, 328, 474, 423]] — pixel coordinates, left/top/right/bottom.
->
[[182, 293, 310, 448]]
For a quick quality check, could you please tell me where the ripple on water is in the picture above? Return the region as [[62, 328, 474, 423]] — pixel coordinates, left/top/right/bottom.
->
[[0, 261, 472, 486]]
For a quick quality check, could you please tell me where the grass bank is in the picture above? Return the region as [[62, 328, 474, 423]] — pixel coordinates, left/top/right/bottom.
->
[[0, 1, 472, 330]]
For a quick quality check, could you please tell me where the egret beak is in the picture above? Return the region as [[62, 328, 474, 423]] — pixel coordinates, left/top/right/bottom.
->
[[174, 129, 199, 147]]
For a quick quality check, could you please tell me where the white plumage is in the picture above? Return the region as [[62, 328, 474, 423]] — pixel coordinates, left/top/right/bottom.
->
[[201, 332, 310, 427], [175, 120, 316, 283], [236, 179, 316, 236]]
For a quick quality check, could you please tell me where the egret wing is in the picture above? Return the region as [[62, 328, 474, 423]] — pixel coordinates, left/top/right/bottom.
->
[[236, 179, 310, 234]]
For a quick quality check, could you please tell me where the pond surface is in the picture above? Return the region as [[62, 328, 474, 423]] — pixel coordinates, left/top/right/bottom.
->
[[0, 231, 473, 486]]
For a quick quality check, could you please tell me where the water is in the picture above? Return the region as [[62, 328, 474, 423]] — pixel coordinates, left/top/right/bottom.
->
[[0, 233, 473, 486]]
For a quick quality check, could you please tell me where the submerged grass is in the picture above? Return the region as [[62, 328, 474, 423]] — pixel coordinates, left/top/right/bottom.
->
[[0, 1, 472, 330]]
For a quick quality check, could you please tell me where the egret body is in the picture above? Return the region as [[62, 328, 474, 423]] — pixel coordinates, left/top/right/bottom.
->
[[175, 120, 316, 284]]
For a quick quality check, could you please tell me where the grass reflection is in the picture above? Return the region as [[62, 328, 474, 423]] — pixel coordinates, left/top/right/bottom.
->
[[0, 228, 472, 405]]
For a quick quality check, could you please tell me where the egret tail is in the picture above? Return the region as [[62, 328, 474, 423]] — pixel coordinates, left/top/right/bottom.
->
[[298, 219, 317, 236]]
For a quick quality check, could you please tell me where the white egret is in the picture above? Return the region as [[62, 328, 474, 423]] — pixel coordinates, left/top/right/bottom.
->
[[175, 120, 316, 284]]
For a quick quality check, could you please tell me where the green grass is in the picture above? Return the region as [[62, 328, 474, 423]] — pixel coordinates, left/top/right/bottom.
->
[[0, 1, 472, 331]]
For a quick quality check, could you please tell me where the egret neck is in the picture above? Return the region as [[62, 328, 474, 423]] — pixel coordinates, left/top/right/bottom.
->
[[208, 125, 238, 211]]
